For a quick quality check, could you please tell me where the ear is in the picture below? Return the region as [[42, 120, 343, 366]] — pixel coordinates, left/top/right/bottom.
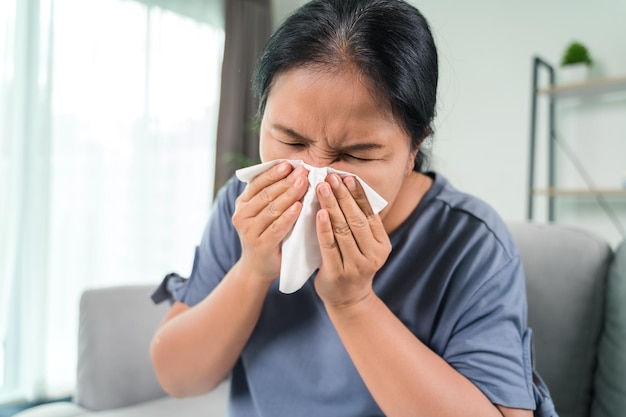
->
[[405, 148, 418, 175]]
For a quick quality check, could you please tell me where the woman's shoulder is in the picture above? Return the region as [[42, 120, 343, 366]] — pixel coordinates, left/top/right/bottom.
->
[[428, 173, 505, 226], [215, 175, 247, 205], [423, 172, 518, 258], [205, 176, 247, 223], [197, 175, 246, 264]]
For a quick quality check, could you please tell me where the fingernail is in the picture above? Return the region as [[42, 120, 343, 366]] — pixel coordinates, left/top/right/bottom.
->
[[329, 174, 340, 189], [345, 176, 356, 191], [294, 175, 303, 187], [320, 183, 331, 197], [278, 163, 290, 174]]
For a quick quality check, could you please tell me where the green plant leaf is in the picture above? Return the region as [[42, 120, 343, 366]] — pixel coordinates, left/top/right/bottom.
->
[[561, 41, 593, 66]]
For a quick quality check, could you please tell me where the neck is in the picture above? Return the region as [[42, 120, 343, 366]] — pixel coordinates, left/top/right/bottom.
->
[[382, 172, 433, 234]]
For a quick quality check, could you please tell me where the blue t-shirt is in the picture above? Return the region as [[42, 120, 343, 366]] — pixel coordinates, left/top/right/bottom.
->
[[180, 172, 557, 417]]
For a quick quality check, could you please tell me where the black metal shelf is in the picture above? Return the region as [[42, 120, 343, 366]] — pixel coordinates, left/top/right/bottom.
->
[[527, 57, 626, 238]]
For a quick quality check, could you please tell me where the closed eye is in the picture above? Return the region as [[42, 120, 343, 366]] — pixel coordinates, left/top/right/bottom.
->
[[342, 154, 373, 162], [279, 140, 306, 148]]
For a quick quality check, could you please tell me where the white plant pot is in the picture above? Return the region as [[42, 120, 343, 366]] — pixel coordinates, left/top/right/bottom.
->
[[559, 63, 590, 85]]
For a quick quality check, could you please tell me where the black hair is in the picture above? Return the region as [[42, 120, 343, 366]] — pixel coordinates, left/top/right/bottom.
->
[[252, 0, 438, 172]]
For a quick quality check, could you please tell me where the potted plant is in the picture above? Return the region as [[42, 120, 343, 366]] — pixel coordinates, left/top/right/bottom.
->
[[560, 41, 593, 84]]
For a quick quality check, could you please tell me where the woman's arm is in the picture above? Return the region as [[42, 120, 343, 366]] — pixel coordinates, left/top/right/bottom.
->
[[150, 162, 309, 397], [314, 174, 532, 417], [325, 292, 531, 417], [150, 261, 273, 397]]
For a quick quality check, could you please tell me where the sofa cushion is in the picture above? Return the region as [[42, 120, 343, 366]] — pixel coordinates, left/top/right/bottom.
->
[[76, 286, 170, 411], [592, 240, 626, 417], [509, 223, 612, 417], [14, 382, 229, 417], [93, 382, 229, 417]]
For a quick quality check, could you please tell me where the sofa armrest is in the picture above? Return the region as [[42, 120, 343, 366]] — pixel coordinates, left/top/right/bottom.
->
[[593, 239, 626, 417], [509, 222, 612, 416], [76, 285, 169, 411]]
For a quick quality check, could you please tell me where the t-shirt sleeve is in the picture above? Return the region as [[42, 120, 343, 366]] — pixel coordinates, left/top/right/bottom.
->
[[181, 178, 243, 307], [443, 253, 536, 410]]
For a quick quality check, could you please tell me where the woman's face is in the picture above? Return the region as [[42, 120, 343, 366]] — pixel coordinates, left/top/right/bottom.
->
[[259, 66, 418, 225]]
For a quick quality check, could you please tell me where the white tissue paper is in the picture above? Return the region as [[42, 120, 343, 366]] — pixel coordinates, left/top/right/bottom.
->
[[236, 159, 387, 294]]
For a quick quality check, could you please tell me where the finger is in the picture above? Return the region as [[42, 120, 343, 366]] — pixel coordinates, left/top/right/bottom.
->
[[316, 208, 343, 266], [325, 174, 374, 249], [316, 180, 361, 255], [239, 165, 308, 219], [239, 162, 293, 203], [343, 175, 388, 245], [259, 200, 303, 244], [233, 167, 308, 241], [257, 167, 308, 225], [342, 176, 374, 216]]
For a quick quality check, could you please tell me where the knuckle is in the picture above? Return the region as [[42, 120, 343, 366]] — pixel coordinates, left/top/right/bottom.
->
[[234, 194, 246, 207], [232, 211, 254, 239], [377, 245, 392, 265], [335, 188, 352, 203], [321, 239, 338, 250], [267, 169, 281, 182], [268, 218, 284, 236], [267, 222, 280, 234], [348, 214, 368, 231], [333, 223, 352, 236], [266, 201, 279, 217], [231, 211, 242, 228], [236, 188, 249, 202], [351, 188, 365, 200], [259, 188, 274, 203]]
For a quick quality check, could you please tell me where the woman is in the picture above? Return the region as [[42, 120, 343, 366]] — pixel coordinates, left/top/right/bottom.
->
[[150, 1, 557, 416]]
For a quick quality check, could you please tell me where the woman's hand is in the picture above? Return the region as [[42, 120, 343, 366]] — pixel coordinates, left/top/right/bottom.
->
[[314, 173, 392, 307], [232, 162, 309, 282]]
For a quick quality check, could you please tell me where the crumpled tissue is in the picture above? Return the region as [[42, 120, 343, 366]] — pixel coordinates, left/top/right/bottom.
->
[[236, 159, 387, 294]]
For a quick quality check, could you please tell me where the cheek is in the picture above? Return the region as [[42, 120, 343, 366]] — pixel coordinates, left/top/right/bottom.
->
[[352, 165, 403, 203], [258, 133, 281, 162], [376, 179, 402, 206], [258, 136, 271, 163]]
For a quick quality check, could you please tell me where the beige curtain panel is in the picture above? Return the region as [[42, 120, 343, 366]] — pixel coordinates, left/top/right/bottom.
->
[[214, 0, 272, 194]]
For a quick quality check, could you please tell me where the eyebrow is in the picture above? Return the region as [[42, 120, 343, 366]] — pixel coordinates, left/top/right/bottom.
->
[[272, 124, 385, 153], [272, 124, 313, 143]]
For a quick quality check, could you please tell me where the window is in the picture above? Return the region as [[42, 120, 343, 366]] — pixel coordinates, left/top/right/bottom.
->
[[0, 0, 223, 402]]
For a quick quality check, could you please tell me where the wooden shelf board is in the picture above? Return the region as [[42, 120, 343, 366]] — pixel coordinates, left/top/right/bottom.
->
[[533, 188, 626, 197], [536, 76, 626, 98]]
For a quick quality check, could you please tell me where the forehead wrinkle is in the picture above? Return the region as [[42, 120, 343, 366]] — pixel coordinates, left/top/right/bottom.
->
[[325, 75, 358, 151], [322, 67, 391, 152]]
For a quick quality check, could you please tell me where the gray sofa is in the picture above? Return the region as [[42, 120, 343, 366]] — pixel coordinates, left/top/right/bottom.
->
[[15, 223, 626, 417]]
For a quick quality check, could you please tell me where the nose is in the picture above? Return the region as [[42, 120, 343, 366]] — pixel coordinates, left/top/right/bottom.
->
[[302, 157, 325, 169], [300, 148, 336, 169]]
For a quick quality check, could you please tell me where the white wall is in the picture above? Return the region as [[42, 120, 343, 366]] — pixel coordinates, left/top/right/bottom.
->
[[271, 0, 626, 246]]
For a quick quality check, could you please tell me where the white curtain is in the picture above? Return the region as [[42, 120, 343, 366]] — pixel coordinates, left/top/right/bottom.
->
[[0, 0, 224, 402]]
